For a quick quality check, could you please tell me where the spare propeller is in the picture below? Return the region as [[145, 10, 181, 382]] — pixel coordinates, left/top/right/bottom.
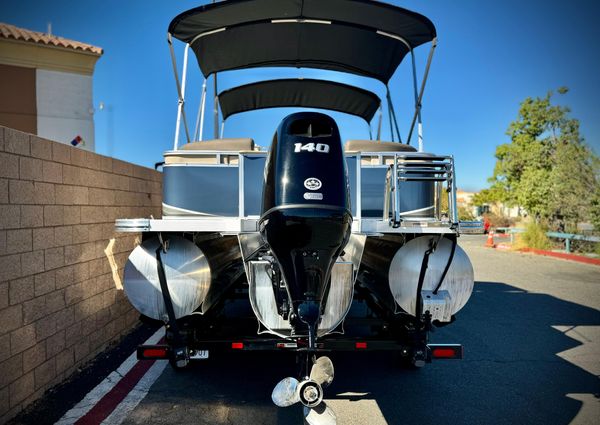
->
[[272, 356, 337, 425]]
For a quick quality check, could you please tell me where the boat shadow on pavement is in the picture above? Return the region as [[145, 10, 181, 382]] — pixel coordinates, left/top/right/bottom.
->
[[120, 280, 599, 425]]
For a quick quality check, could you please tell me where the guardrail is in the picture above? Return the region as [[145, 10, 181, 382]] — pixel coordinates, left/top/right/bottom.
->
[[495, 227, 600, 253], [459, 220, 485, 234]]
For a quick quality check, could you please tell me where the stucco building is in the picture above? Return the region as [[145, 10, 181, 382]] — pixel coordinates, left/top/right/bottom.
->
[[0, 23, 102, 151]]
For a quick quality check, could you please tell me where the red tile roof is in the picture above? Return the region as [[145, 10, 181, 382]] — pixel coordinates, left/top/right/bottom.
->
[[0, 22, 103, 55]]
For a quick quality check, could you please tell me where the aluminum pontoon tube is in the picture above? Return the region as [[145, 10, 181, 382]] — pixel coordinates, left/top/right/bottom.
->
[[123, 235, 211, 320], [197, 234, 246, 313], [389, 236, 473, 318], [358, 235, 474, 320], [359, 237, 403, 279], [355, 237, 403, 312], [195, 234, 243, 277]]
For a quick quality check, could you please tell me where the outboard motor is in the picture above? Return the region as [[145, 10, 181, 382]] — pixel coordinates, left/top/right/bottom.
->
[[259, 112, 352, 346]]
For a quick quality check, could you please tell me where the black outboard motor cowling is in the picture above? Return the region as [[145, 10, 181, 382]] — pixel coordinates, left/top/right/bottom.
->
[[260, 112, 352, 340]]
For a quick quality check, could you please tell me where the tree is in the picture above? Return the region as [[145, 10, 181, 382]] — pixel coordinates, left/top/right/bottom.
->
[[476, 88, 599, 230]]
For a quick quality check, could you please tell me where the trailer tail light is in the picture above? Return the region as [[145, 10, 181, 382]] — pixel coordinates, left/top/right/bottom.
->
[[231, 342, 244, 350], [355, 342, 367, 349], [138, 345, 169, 360], [429, 344, 463, 359], [432, 348, 455, 358]]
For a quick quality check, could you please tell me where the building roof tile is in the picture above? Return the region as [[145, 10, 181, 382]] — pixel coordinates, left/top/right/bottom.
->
[[0, 22, 103, 55]]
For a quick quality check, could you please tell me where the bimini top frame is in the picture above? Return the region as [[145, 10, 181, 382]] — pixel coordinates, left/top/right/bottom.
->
[[168, 0, 436, 83], [218, 79, 381, 123], [167, 0, 437, 151]]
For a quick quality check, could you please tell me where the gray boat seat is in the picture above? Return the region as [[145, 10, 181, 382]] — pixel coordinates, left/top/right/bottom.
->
[[165, 138, 256, 164], [180, 138, 255, 151], [344, 139, 416, 153], [345, 140, 417, 165]]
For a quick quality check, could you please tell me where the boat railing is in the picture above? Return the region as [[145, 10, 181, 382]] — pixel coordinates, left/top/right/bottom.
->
[[117, 150, 458, 235], [384, 153, 457, 229]]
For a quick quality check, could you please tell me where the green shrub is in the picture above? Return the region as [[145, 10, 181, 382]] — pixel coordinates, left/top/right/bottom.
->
[[458, 206, 475, 221], [520, 222, 551, 250]]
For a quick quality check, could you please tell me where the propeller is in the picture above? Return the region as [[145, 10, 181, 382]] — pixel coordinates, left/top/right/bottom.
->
[[272, 377, 300, 407], [310, 356, 334, 387], [271, 356, 337, 425]]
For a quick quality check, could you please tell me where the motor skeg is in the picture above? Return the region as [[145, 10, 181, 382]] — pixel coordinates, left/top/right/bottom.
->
[[259, 112, 352, 333]]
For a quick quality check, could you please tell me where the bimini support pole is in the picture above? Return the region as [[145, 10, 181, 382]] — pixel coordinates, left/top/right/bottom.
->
[[407, 37, 437, 151], [376, 105, 383, 141], [386, 91, 394, 142], [386, 86, 402, 143], [212, 0, 219, 140], [409, 49, 422, 151], [168, 34, 191, 150], [213, 74, 219, 139], [194, 78, 207, 141]]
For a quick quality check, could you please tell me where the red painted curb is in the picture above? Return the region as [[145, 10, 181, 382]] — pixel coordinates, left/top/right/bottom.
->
[[520, 248, 600, 266], [75, 359, 156, 425], [74, 335, 165, 425]]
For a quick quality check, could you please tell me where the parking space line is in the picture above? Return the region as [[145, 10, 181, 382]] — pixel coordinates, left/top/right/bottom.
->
[[55, 328, 165, 425], [100, 360, 167, 425]]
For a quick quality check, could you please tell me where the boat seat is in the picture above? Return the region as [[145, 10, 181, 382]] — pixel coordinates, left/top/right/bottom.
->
[[165, 138, 256, 165], [180, 138, 254, 151], [344, 139, 417, 153], [345, 140, 417, 165]]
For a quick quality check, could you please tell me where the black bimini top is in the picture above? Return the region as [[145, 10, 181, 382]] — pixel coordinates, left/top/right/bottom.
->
[[169, 0, 436, 83], [218, 79, 381, 122]]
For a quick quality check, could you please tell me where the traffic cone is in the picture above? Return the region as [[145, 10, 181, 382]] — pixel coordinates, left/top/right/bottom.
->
[[485, 230, 495, 248]]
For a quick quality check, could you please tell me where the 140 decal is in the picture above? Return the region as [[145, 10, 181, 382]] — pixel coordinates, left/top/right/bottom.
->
[[294, 143, 330, 153]]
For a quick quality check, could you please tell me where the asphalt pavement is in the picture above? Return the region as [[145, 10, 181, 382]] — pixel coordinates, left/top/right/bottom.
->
[[11, 235, 599, 425], [119, 235, 600, 425]]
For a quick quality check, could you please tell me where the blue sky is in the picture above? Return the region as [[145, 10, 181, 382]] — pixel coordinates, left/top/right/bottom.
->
[[1, 0, 599, 191]]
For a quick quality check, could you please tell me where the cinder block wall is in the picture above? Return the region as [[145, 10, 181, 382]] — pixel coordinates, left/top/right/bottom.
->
[[0, 126, 162, 422]]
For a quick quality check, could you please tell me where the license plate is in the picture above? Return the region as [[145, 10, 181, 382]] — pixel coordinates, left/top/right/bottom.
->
[[189, 350, 209, 360]]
